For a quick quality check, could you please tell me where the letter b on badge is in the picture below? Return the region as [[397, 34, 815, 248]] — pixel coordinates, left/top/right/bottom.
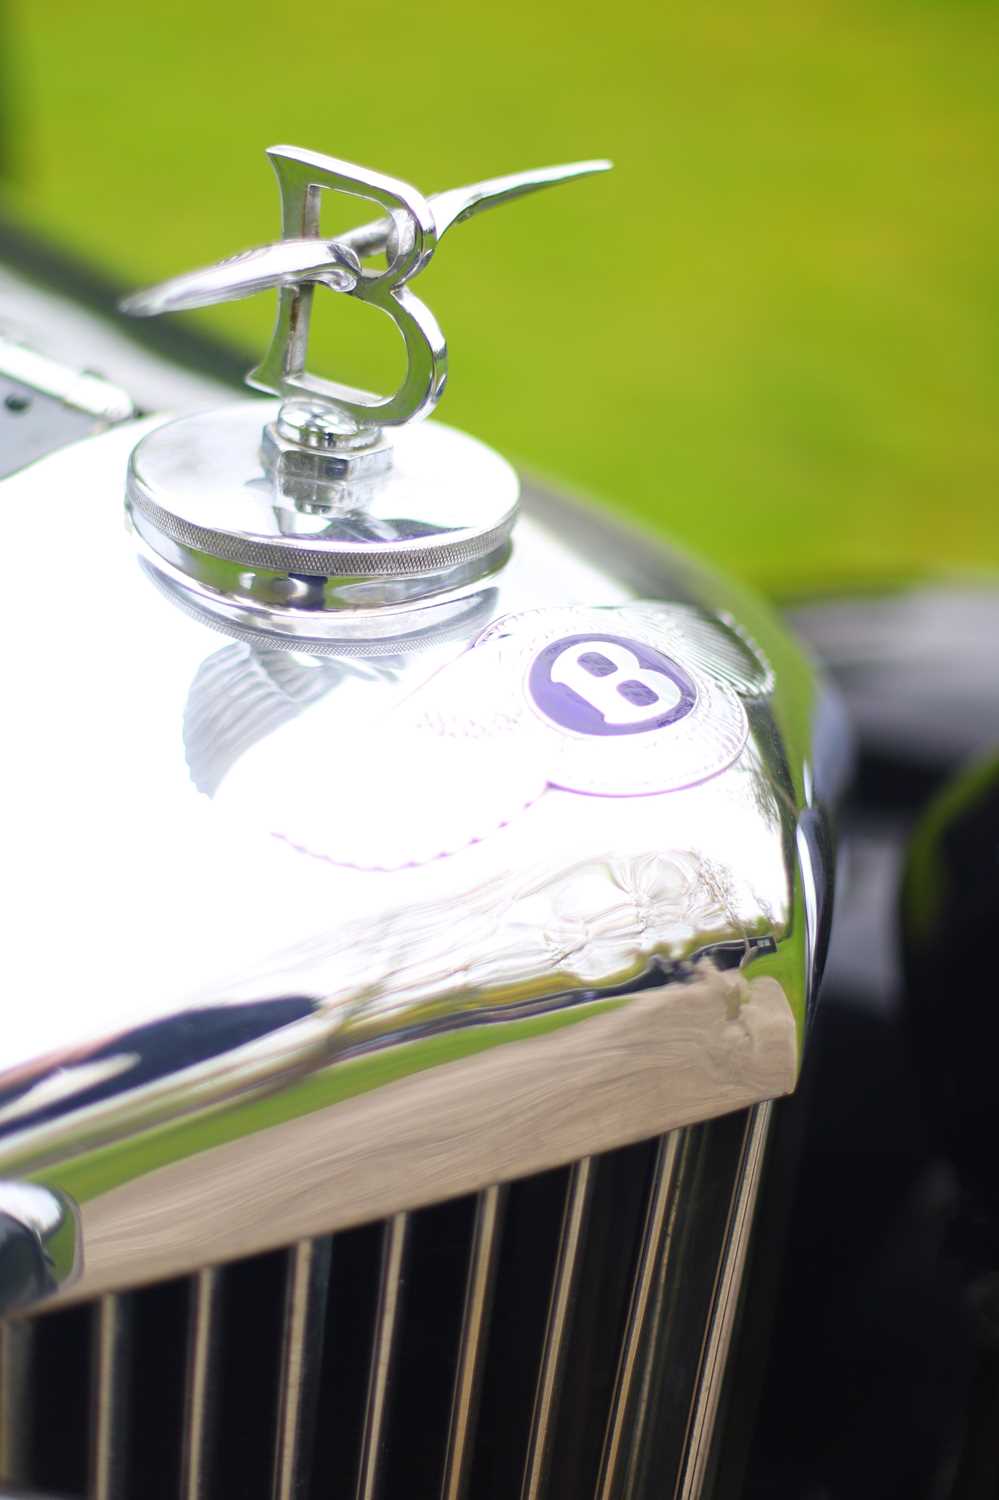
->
[[550, 640, 683, 726], [529, 633, 697, 737]]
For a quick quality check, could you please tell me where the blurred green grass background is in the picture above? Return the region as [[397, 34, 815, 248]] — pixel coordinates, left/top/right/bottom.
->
[[3, 0, 997, 595]]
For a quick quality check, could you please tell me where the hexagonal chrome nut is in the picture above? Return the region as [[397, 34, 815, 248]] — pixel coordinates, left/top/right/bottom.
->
[[261, 419, 394, 502]]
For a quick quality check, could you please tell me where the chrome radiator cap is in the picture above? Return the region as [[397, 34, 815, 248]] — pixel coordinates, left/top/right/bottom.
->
[[122, 148, 608, 625], [0, 147, 846, 1319]]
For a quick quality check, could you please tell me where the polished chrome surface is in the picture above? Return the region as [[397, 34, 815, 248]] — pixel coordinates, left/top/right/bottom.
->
[[0, 334, 133, 424], [123, 159, 609, 319], [273, 1238, 333, 1500], [2, 206, 837, 1500], [126, 400, 519, 604], [0, 263, 234, 416], [0, 331, 135, 477], [441, 1184, 507, 1500], [122, 150, 609, 431], [0, 1320, 31, 1484], [676, 1100, 772, 1498], [596, 1132, 684, 1499], [521, 1157, 595, 1500], [180, 1267, 221, 1500], [119, 147, 610, 615], [0, 1183, 79, 1315], [0, 400, 839, 1309], [356, 1213, 410, 1500], [91, 1295, 130, 1500], [0, 1117, 770, 1500], [261, 401, 395, 493]]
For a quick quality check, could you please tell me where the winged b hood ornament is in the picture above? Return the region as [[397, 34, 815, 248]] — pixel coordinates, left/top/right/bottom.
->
[[123, 149, 609, 430], [120, 146, 611, 637]]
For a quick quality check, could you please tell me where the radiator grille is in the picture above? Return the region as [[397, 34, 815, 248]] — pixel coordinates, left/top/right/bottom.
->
[[0, 1106, 766, 1500]]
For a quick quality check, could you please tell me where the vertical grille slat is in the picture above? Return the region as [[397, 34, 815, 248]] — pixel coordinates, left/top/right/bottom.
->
[[354, 1212, 411, 1500], [468, 1163, 599, 1500], [614, 1109, 764, 1494], [544, 1137, 663, 1498], [596, 1132, 685, 1500], [0, 1318, 32, 1484], [90, 1294, 132, 1500], [272, 1237, 332, 1500], [440, 1185, 507, 1500], [180, 1267, 222, 1500], [520, 1157, 595, 1500], [676, 1101, 773, 1500]]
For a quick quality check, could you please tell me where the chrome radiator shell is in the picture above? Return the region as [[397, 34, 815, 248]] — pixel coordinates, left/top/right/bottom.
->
[[0, 264, 842, 1495], [0, 412, 839, 1309]]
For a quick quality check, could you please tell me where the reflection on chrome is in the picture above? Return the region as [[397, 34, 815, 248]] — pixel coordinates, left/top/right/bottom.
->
[[0, 418, 843, 1311], [0, 1182, 79, 1315], [184, 646, 403, 796]]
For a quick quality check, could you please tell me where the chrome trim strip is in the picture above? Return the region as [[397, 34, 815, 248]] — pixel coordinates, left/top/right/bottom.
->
[[596, 1131, 685, 1500], [38, 968, 797, 1312], [0, 335, 134, 424], [441, 1185, 507, 1500], [180, 1268, 222, 1500], [90, 1294, 131, 1500], [676, 1100, 774, 1499], [520, 1158, 595, 1500], [0, 1320, 32, 1484], [355, 1213, 410, 1500], [273, 1238, 332, 1500]]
